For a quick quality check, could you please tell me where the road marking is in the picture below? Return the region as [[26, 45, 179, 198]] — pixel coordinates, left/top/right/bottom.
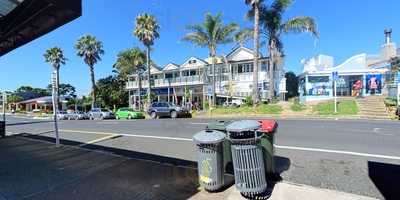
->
[[79, 134, 120, 147], [274, 145, 400, 160], [190, 122, 209, 125], [59, 129, 400, 160], [60, 129, 193, 141]]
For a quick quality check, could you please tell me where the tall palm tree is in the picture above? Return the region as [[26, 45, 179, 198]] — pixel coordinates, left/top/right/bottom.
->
[[113, 47, 146, 111], [261, 0, 318, 100], [44, 47, 67, 107], [75, 35, 105, 109], [133, 13, 160, 106], [182, 13, 238, 108], [245, 0, 263, 107]]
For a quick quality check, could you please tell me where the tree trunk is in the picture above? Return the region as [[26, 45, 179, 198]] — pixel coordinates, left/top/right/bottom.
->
[[89, 64, 96, 109], [268, 40, 275, 101], [253, 1, 260, 107], [211, 53, 216, 107], [146, 46, 151, 106], [138, 72, 142, 111]]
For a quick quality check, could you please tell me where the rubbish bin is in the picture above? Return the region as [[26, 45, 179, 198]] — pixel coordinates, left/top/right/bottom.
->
[[258, 119, 278, 177], [0, 121, 5, 138], [193, 129, 226, 191], [227, 120, 267, 195], [206, 120, 234, 173]]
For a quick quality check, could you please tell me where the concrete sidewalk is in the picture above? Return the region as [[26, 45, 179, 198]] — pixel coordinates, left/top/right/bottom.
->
[[191, 182, 378, 200]]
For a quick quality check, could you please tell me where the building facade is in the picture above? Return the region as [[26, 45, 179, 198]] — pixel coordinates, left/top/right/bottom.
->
[[299, 29, 398, 102], [126, 46, 284, 109]]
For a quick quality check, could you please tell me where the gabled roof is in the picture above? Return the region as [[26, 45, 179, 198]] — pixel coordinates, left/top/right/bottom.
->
[[180, 57, 208, 69], [163, 62, 179, 71], [226, 46, 262, 61], [145, 64, 162, 74]]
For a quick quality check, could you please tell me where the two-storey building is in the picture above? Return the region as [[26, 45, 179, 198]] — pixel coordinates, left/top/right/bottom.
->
[[126, 46, 284, 108]]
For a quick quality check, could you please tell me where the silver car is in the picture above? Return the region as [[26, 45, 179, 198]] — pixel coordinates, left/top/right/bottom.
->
[[88, 108, 114, 120], [56, 111, 68, 120], [67, 111, 89, 120]]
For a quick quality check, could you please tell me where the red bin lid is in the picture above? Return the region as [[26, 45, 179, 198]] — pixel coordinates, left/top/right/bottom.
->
[[258, 120, 277, 133]]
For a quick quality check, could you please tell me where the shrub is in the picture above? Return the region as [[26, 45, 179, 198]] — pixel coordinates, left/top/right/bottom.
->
[[384, 98, 397, 107], [244, 96, 253, 106], [291, 102, 306, 112]]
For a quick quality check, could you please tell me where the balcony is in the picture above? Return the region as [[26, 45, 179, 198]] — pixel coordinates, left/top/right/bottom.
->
[[126, 76, 204, 89]]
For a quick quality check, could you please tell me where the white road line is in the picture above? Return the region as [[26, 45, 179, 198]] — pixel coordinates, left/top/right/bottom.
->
[[59, 129, 400, 160], [274, 145, 400, 160], [190, 122, 209, 125], [60, 129, 193, 141]]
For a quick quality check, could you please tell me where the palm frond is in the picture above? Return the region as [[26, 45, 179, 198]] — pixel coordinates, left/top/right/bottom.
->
[[235, 28, 253, 46], [282, 16, 319, 38]]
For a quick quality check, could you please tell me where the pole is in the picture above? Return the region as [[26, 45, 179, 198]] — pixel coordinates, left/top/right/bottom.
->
[[2, 92, 6, 122], [397, 82, 400, 106], [334, 80, 337, 113], [52, 71, 60, 146]]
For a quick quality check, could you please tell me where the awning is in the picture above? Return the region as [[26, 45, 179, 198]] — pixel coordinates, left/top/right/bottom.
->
[[0, 0, 81, 56]]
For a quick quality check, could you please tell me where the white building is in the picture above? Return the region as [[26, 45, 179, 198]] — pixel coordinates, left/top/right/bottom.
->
[[299, 29, 398, 102], [126, 46, 284, 108]]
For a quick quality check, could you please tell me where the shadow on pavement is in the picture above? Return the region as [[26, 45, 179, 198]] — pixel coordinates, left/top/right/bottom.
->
[[0, 135, 201, 200], [6, 120, 53, 126], [368, 161, 400, 200]]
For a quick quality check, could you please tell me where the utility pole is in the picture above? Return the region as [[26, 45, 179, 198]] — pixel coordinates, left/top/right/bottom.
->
[[51, 71, 60, 146], [2, 92, 6, 122]]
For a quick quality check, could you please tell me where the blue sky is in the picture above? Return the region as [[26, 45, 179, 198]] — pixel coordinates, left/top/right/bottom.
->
[[0, 0, 399, 95]]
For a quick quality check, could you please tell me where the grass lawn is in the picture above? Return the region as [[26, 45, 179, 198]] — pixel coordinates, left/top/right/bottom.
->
[[313, 100, 358, 115], [211, 104, 282, 115], [290, 103, 307, 112]]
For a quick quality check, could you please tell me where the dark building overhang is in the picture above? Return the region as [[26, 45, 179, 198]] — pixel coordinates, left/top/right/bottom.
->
[[0, 0, 81, 56]]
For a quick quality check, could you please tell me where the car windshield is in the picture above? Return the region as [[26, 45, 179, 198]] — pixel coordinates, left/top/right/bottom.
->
[[101, 109, 109, 112]]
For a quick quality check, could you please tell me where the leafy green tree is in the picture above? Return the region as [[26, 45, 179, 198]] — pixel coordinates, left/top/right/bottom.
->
[[44, 47, 67, 106], [133, 13, 160, 106], [240, 0, 318, 101], [96, 76, 128, 110], [15, 86, 50, 98], [182, 13, 238, 108], [245, 0, 263, 107], [7, 94, 23, 104], [285, 71, 299, 99], [113, 47, 146, 111], [46, 83, 76, 96], [261, 0, 318, 100], [75, 35, 105, 109]]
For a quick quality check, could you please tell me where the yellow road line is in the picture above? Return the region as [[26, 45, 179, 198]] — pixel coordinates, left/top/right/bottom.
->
[[78, 134, 120, 147], [60, 129, 114, 135]]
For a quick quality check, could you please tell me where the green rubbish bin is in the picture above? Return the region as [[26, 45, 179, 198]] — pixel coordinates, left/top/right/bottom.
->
[[206, 119, 278, 177], [206, 120, 234, 174], [258, 119, 278, 177]]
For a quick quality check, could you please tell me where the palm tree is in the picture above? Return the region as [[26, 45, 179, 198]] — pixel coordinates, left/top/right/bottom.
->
[[133, 13, 160, 106], [75, 35, 105, 109], [113, 47, 146, 111], [44, 47, 67, 107], [260, 0, 318, 100], [245, 0, 263, 107], [183, 13, 238, 108]]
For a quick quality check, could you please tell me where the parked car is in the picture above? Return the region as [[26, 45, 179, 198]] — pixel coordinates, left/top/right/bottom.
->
[[88, 108, 114, 120], [56, 111, 68, 120], [147, 102, 190, 119], [115, 107, 144, 119], [67, 111, 89, 120], [223, 99, 243, 107]]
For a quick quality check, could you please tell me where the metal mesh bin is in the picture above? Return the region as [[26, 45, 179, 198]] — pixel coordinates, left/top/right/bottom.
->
[[227, 120, 267, 195], [193, 130, 226, 191]]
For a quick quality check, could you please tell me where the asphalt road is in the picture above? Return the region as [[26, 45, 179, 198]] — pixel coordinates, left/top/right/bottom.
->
[[4, 116, 400, 199]]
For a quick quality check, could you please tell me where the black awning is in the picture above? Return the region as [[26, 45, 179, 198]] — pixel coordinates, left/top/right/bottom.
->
[[0, 0, 81, 56]]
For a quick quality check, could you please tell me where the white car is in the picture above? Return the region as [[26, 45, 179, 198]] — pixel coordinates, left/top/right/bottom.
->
[[223, 99, 243, 107], [56, 111, 68, 120], [67, 111, 89, 120]]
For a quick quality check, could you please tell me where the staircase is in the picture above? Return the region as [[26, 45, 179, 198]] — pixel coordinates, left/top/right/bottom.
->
[[356, 96, 389, 120]]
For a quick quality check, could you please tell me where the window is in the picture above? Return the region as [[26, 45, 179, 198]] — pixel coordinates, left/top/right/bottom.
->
[[190, 70, 197, 76], [165, 73, 173, 79]]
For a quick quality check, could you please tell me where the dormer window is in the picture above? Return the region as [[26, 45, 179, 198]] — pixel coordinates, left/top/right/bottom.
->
[[189, 59, 197, 64]]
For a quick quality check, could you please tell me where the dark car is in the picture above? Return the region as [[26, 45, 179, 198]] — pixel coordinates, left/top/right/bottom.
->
[[396, 106, 400, 119], [147, 102, 190, 119]]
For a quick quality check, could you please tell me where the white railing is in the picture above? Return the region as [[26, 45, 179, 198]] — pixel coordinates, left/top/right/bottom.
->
[[126, 75, 204, 89]]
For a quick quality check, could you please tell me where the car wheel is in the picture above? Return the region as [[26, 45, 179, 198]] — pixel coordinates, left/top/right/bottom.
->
[[170, 110, 177, 118], [150, 111, 157, 119], [100, 115, 104, 120], [128, 115, 132, 120], [90, 116, 94, 120], [116, 115, 120, 120]]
